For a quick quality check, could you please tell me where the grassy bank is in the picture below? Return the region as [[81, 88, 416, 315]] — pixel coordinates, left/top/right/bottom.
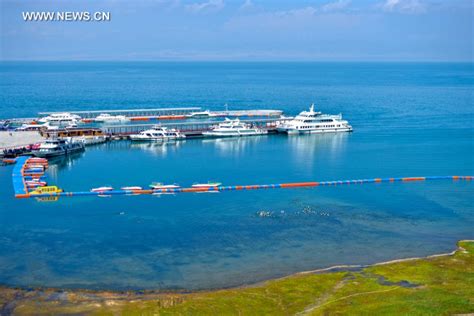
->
[[1, 240, 473, 315]]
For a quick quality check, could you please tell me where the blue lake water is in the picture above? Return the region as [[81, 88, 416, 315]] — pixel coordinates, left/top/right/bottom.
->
[[0, 62, 473, 290]]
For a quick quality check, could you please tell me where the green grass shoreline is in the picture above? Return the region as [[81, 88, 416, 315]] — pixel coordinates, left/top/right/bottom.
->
[[1, 240, 473, 315]]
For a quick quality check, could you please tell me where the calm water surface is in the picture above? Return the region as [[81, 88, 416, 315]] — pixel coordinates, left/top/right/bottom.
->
[[0, 62, 473, 290]]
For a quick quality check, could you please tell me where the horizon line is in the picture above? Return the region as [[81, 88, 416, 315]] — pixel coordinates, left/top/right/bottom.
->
[[1, 59, 473, 63]]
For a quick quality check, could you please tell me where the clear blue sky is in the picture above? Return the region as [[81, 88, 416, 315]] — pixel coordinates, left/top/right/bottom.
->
[[0, 0, 472, 61]]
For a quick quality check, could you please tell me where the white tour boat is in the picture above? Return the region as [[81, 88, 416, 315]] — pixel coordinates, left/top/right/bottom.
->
[[16, 122, 63, 131], [277, 104, 352, 134], [188, 110, 217, 119], [129, 126, 186, 141], [38, 113, 81, 124], [94, 113, 129, 123], [202, 119, 268, 137]]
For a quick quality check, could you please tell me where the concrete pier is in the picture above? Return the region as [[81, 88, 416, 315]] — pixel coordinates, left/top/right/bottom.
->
[[0, 131, 43, 150]]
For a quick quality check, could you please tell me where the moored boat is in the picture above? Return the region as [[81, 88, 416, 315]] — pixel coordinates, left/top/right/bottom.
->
[[77, 135, 108, 146], [95, 113, 129, 123], [188, 110, 217, 119], [32, 139, 85, 158], [149, 182, 181, 190], [129, 126, 186, 141], [91, 186, 114, 193], [38, 113, 81, 124], [202, 119, 267, 137], [29, 186, 63, 195], [25, 163, 47, 169], [192, 182, 222, 188], [277, 104, 352, 134], [121, 186, 143, 190], [28, 157, 48, 163], [25, 180, 47, 187]]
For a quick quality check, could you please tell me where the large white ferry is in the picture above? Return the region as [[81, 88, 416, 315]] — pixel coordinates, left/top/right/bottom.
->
[[129, 126, 186, 141], [277, 104, 352, 134], [203, 118, 268, 137], [38, 113, 81, 125]]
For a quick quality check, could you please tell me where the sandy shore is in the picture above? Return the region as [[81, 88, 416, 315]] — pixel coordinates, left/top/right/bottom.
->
[[0, 131, 44, 150]]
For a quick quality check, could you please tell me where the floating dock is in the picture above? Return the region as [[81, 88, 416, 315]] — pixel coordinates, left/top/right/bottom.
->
[[11, 156, 30, 196], [12, 156, 51, 198], [11, 157, 472, 200]]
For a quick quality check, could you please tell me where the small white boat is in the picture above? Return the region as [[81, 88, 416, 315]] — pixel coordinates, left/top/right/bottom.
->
[[121, 186, 143, 190], [26, 181, 47, 187], [95, 113, 129, 123], [149, 182, 181, 190], [24, 169, 44, 174], [77, 135, 108, 146], [202, 119, 268, 137], [25, 164, 47, 169], [91, 186, 114, 193], [192, 182, 222, 188], [130, 127, 186, 141], [25, 164, 45, 169], [188, 110, 217, 119], [28, 158, 48, 163]]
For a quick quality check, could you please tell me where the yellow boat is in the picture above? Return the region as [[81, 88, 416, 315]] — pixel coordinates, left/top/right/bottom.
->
[[29, 186, 63, 195]]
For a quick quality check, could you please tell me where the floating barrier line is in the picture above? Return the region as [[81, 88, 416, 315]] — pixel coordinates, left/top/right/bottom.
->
[[14, 177, 473, 198], [11, 157, 473, 200]]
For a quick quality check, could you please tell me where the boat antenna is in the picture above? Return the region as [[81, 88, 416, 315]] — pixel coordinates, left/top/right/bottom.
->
[[310, 103, 315, 113], [224, 103, 229, 113]]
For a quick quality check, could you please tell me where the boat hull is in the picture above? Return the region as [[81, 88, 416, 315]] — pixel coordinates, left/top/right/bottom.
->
[[130, 137, 183, 142], [202, 130, 268, 137], [277, 127, 353, 134], [32, 144, 85, 158]]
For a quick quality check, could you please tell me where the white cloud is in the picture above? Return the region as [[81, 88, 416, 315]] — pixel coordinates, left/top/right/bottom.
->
[[322, 0, 351, 12], [185, 0, 225, 13], [381, 0, 426, 13], [275, 6, 318, 18], [240, 0, 254, 10]]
